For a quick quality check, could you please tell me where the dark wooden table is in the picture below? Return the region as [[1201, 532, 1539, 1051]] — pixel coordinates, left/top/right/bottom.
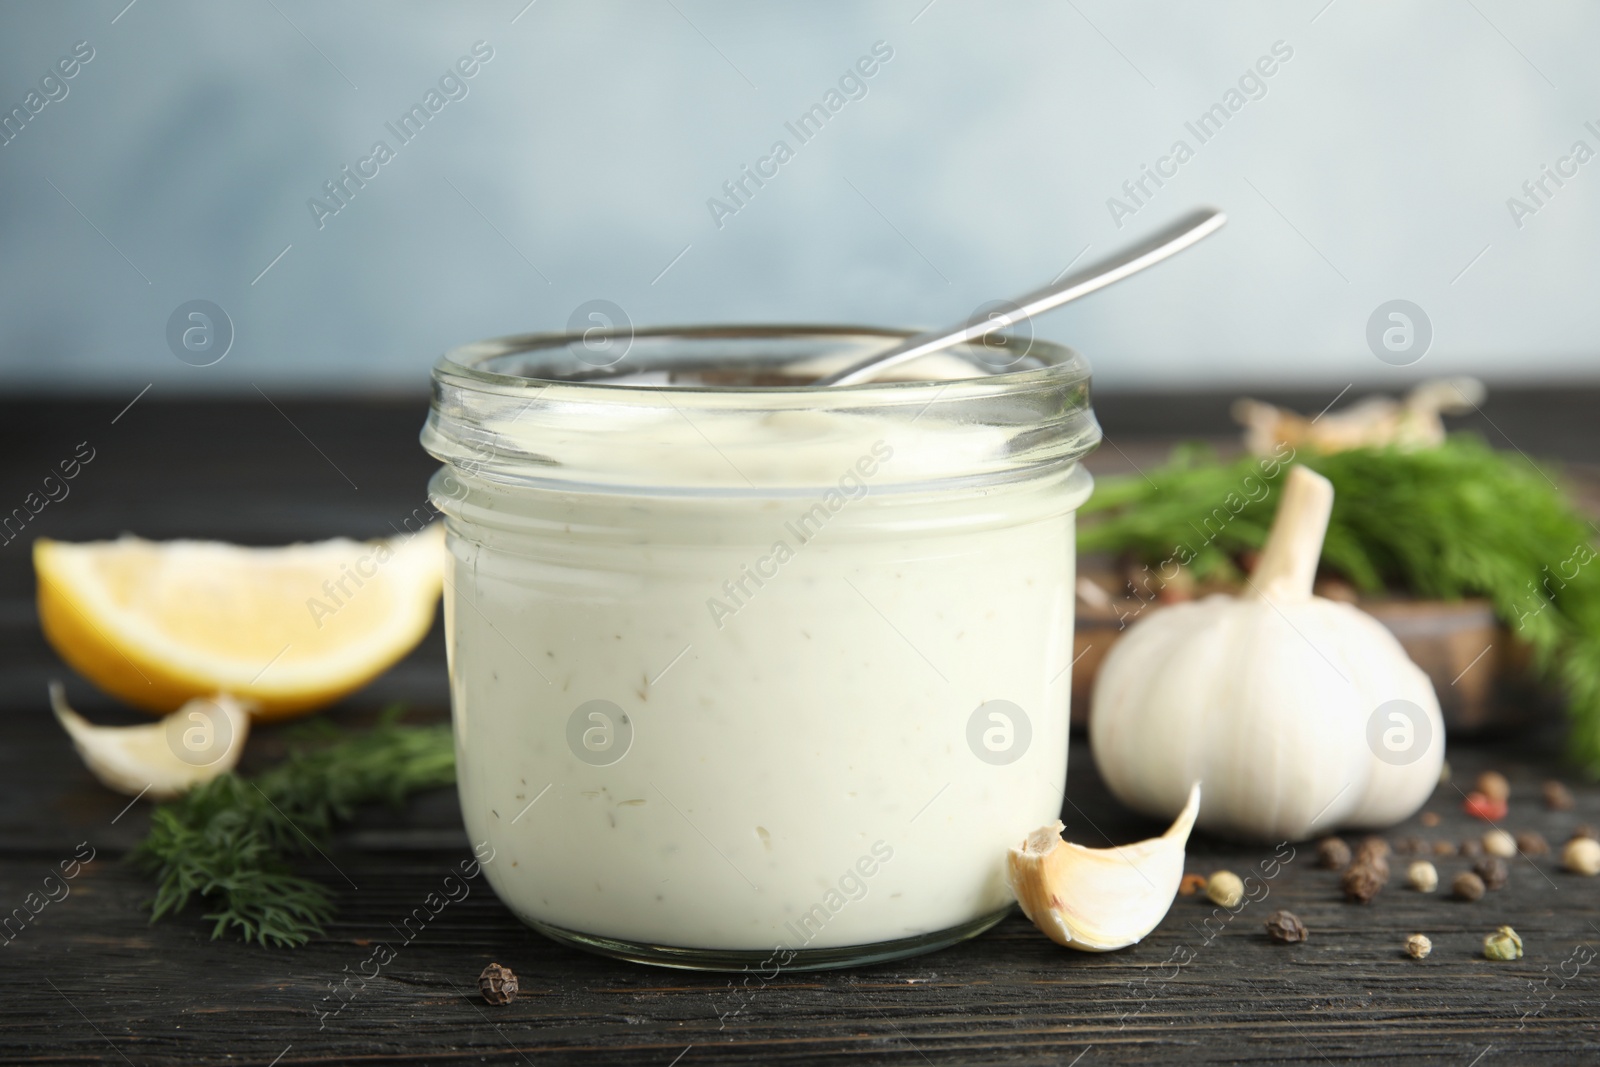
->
[[3, 390, 1599, 1066]]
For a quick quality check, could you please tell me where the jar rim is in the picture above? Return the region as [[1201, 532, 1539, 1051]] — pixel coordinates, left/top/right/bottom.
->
[[433, 323, 1091, 398], [424, 324, 1100, 495]]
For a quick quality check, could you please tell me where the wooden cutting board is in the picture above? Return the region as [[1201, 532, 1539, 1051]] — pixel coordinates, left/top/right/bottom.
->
[[1069, 585, 1535, 734]]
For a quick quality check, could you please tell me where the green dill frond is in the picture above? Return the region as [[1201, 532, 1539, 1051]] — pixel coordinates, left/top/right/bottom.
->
[[132, 712, 455, 947]]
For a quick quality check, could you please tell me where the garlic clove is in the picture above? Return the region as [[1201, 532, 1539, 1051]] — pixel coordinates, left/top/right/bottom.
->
[[1006, 781, 1201, 952], [50, 682, 250, 799]]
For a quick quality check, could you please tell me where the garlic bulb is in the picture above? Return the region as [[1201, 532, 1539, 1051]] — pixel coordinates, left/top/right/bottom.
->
[[1089, 466, 1444, 842], [51, 682, 250, 799], [1006, 782, 1200, 951]]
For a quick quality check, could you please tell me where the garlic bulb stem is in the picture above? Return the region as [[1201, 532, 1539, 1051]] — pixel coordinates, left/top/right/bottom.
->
[[1250, 465, 1334, 603]]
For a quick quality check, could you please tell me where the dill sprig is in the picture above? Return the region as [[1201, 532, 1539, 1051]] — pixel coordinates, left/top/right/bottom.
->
[[132, 711, 455, 947], [1078, 435, 1600, 772]]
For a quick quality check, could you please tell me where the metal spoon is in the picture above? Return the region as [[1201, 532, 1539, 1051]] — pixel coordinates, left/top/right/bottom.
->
[[816, 207, 1227, 387]]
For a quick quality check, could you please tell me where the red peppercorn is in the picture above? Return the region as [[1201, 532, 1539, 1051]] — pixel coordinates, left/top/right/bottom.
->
[[1462, 791, 1507, 821]]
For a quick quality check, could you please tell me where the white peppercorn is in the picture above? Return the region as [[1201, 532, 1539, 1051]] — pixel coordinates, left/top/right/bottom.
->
[[1405, 860, 1438, 893], [1482, 829, 1517, 858], [1206, 870, 1245, 909], [1563, 837, 1600, 875]]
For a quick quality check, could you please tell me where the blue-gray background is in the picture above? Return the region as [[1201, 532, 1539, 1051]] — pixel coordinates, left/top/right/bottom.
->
[[2, 0, 1598, 395]]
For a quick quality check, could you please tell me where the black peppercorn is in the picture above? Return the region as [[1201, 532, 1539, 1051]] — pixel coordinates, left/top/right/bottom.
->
[[1317, 836, 1351, 870], [1474, 855, 1509, 890], [1342, 863, 1385, 904], [1265, 910, 1308, 943], [1516, 830, 1550, 857], [1356, 836, 1391, 863], [1350, 851, 1388, 883], [478, 962, 519, 1005], [1453, 871, 1486, 901], [1475, 771, 1511, 804]]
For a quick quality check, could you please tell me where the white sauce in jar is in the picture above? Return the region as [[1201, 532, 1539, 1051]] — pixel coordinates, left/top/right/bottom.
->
[[439, 408, 1091, 952]]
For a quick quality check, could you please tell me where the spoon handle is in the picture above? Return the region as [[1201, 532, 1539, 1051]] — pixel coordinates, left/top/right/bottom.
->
[[818, 207, 1227, 387]]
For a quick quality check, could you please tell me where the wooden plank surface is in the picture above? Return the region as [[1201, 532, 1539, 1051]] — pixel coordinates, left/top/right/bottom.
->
[[2, 391, 1598, 1067]]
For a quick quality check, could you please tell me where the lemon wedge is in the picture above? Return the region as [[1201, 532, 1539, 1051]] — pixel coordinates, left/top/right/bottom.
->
[[50, 683, 250, 798], [35, 526, 444, 720]]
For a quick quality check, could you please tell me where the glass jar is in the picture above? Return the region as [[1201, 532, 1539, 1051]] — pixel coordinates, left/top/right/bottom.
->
[[421, 325, 1100, 971]]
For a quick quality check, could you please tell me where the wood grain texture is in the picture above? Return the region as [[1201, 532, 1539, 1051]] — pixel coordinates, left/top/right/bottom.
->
[[2, 393, 1598, 1066]]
